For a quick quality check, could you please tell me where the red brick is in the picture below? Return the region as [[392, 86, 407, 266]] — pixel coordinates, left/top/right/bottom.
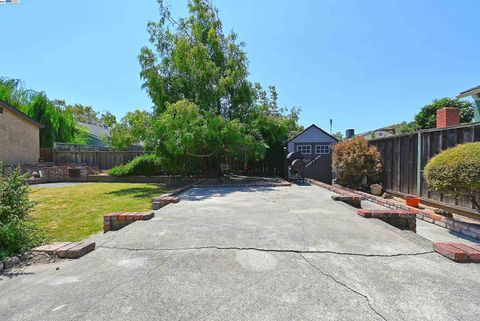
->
[[356, 210, 372, 218], [118, 213, 129, 220], [433, 243, 468, 262], [449, 243, 480, 263], [429, 213, 444, 222]]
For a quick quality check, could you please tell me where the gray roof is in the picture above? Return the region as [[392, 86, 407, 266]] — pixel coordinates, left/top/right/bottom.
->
[[287, 124, 339, 143], [77, 121, 110, 139], [457, 85, 480, 98]]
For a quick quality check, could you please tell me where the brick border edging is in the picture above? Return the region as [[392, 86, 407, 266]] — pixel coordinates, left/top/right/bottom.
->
[[103, 211, 154, 233], [433, 242, 480, 263], [305, 178, 480, 241]]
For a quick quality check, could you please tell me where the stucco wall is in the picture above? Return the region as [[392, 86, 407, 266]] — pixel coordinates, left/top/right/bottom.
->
[[0, 107, 40, 165]]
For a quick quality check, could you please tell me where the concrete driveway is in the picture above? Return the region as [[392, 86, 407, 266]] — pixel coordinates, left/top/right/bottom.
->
[[1, 185, 480, 320]]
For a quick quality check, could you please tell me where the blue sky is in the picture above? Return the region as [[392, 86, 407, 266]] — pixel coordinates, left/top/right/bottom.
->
[[0, 0, 478, 134]]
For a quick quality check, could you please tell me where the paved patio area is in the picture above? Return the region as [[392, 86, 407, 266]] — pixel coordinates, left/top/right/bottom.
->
[[1, 185, 479, 320]]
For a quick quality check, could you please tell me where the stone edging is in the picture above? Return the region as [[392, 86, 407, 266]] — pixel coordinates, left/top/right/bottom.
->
[[104, 211, 155, 233], [305, 178, 480, 241]]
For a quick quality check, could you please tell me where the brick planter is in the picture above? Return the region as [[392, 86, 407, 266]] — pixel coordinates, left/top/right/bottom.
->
[[357, 209, 416, 232], [103, 211, 154, 233], [306, 178, 480, 241]]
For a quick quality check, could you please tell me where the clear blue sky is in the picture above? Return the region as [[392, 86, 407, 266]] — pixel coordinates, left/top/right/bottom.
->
[[1, 0, 478, 134]]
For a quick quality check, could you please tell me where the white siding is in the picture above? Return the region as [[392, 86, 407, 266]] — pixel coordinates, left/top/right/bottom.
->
[[287, 125, 337, 153]]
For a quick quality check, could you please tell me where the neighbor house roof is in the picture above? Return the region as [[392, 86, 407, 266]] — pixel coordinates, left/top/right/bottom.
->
[[457, 85, 480, 99], [356, 127, 396, 137], [77, 121, 110, 140], [0, 100, 44, 128], [287, 124, 339, 143]]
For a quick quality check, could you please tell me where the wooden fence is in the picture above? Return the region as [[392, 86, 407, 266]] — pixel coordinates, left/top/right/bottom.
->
[[54, 150, 144, 170], [369, 122, 480, 212]]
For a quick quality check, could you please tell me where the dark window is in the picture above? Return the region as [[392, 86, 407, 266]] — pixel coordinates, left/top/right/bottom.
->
[[0, 107, 3, 113]]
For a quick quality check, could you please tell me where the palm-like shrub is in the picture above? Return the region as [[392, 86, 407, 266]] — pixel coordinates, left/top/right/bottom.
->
[[332, 137, 382, 189], [424, 142, 480, 209]]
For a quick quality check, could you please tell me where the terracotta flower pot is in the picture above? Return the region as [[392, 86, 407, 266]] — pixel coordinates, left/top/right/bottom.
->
[[405, 195, 420, 207]]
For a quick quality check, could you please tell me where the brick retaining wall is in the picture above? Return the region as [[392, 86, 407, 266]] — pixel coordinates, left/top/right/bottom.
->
[[306, 178, 480, 241]]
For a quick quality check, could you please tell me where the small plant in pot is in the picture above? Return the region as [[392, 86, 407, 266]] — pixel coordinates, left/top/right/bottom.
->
[[370, 183, 383, 196]]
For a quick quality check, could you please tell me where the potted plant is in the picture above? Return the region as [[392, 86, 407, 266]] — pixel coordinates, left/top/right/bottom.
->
[[405, 195, 421, 207], [370, 184, 383, 196]]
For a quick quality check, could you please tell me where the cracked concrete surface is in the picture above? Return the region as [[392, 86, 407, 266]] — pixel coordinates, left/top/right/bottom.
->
[[1, 184, 479, 320]]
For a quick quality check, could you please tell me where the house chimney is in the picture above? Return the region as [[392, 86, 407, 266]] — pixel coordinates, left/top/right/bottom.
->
[[345, 129, 355, 139], [436, 107, 460, 128]]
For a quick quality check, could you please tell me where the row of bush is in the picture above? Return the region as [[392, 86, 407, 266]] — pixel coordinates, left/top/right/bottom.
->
[[0, 165, 42, 260], [332, 137, 480, 208], [107, 154, 163, 177]]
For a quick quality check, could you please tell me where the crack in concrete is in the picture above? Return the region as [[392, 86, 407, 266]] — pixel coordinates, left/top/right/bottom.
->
[[270, 199, 309, 250], [98, 244, 434, 258], [299, 253, 388, 321]]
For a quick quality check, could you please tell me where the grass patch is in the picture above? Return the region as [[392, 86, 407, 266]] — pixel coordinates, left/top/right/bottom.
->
[[30, 183, 167, 242]]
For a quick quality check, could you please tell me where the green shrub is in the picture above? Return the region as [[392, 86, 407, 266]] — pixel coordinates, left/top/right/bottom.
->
[[107, 154, 163, 177], [332, 137, 382, 189], [0, 164, 42, 259], [424, 142, 480, 209]]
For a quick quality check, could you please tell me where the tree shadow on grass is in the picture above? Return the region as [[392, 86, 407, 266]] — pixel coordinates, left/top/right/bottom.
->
[[105, 187, 165, 199]]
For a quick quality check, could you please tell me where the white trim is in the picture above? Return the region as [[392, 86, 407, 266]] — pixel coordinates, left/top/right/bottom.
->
[[297, 144, 311, 154], [315, 144, 330, 154]]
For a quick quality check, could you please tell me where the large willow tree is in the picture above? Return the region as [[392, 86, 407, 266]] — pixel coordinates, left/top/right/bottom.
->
[[125, 0, 301, 173], [0, 78, 82, 147]]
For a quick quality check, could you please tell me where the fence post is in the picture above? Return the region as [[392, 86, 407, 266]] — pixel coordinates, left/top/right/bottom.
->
[[416, 131, 422, 196]]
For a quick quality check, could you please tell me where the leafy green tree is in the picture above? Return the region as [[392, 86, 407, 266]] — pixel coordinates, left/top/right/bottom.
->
[[412, 97, 474, 130], [332, 131, 344, 142], [100, 112, 117, 127], [139, 0, 254, 118], [72, 124, 90, 145], [108, 110, 153, 149], [393, 98, 474, 133], [64, 103, 99, 125], [0, 78, 78, 148], [107, 0, 302, 173]]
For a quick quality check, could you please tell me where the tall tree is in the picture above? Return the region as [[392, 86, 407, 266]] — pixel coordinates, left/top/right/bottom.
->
[[112, 0, 302, 173], [139, 0, 254, 119], [0, 78, 79, 147], [391, 97, 475, 133]]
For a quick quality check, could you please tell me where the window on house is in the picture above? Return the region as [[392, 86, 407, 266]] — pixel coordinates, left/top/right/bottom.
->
[[0, 107, 3, 113], [315, 144, 330, 154], [297, 145, 311, 154]]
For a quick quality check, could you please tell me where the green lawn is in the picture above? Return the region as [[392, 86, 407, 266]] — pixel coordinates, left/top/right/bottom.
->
[[30, 183, 168, 242]]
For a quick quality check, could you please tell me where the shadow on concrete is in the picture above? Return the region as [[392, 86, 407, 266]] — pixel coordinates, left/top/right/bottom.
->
[[180, 186, 280, 202], [447, 230, 480, 244]]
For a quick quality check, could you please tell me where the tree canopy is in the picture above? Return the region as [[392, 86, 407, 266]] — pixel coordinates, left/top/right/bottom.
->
[[110, 0, 301, 174], [0, 78, 84, 148], [392, 97, 474, 133]]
